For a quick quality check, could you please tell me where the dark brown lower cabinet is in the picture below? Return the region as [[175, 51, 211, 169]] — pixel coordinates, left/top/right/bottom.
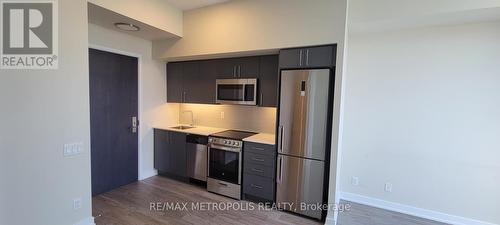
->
[[154, 129, 187, 180], [242, 141, 276, 202]]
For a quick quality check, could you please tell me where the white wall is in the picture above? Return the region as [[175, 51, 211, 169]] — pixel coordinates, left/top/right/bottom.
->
[[88, 0, 183, 37], [153, 0, 347, 60], [88, 24, 179, 180], [340, 21, 500, 225], [0, 1, 92, 225]]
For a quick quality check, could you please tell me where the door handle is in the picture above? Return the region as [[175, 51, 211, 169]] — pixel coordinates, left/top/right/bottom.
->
[[131, 116, 138, 133], [277, 155, 283, 183], [278, 125, 284, 153]]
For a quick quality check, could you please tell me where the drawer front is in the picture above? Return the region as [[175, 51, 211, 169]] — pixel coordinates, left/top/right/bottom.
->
[[243, 174, 275, 200], [244, 142, 275, 156], [244, 162, 275, 179], [244, 151, 275, 167]]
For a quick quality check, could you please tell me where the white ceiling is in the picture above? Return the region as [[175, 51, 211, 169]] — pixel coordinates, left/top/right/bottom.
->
[[165, 0, 230, 11], [88, 3, 178, 41]]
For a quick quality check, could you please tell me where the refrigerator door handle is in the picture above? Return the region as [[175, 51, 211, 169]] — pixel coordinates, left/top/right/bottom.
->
[[277, 155, 283, 183], [278, 125, 284, 153]]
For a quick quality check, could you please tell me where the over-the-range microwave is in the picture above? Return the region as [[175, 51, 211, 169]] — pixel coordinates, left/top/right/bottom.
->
[[216, 78, 257, 105]]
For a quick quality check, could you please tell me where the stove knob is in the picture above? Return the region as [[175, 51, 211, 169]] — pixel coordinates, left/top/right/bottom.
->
[[235, 142, 240, 147], [228, 140, 233, 145], [224, 140, 228, 144]]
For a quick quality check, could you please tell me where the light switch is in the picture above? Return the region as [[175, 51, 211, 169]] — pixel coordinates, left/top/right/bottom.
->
[[73, 198, 82, 210]]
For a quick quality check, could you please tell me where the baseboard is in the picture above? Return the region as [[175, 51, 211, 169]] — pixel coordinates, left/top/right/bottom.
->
[[339, 192, 497, 225], [325, 215, 337, 225], [73, 217, 95, 225], [139, 169, 158, 180]]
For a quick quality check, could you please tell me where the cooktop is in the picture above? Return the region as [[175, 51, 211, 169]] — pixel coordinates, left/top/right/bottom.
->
[[210, 130, 257, 140]]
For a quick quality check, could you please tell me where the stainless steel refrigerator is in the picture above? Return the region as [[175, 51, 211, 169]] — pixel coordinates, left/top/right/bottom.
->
[[276, 69, 331, 219]]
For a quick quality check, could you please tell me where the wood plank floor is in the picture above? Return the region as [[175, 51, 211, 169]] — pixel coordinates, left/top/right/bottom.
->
[[92, 176, 446, 225]]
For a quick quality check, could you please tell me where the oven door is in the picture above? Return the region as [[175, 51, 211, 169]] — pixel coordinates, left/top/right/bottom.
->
[[208, 144, 241, 184], [216, 79, 257, 105]]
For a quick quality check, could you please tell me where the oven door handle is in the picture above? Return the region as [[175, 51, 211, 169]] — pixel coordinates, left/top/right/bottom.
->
[[209, 143, 241, 152]]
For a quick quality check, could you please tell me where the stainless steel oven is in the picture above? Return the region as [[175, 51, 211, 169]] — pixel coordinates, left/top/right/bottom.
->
[[207, 137, 242, 199], [216, 79, 257, 105]]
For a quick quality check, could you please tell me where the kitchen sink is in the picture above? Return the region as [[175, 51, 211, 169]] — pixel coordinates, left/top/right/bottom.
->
[[170, 125, 195, 130]]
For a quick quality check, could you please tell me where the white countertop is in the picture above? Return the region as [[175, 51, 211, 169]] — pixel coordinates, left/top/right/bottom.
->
[[154, 124, 275, 145], [153, 124, 226, 136], [243, 133, 276, 145]]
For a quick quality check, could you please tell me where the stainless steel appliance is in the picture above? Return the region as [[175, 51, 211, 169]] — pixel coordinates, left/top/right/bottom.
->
[[186, 134, 208, 181], [216, 79, 257, 105], [207, 130, 257, 199], [276, 69, 331, 219]]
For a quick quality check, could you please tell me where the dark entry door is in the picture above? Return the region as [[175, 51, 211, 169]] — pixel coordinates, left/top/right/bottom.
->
[[89, 48, 138, 196]]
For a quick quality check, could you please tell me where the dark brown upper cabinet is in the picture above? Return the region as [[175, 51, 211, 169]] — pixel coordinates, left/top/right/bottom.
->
[[279, 45, 336, 69], [258, 55, 279, 107], [166, 61, 216, 104], [166, 55, 278, 107], [215, 56, 260, 79], [166, 62, 184, 103]]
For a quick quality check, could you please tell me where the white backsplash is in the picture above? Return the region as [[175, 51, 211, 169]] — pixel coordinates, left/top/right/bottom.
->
[[177, 103, 277, 134]]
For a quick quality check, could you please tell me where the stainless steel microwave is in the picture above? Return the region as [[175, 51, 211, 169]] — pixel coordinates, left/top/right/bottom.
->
[[216, 79, 257, 105]]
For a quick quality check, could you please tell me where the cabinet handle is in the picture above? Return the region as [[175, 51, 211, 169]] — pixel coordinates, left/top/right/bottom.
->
[[251, 157, 265, 162], [238, 65, 241, 77], [260, 93, 263, 106], [233, 66, 237, 77], [305, 49, 309, 66], [251, 184, 263, 189], [299, 49, 303, 66], [219, 182, 228, 186], [183, 91, 186, 102], [251, 168, 264, 173], [252, 146, 265, 151]]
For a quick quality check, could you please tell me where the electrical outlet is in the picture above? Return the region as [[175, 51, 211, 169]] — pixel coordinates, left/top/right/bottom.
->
[[220, 112, 225, 119], [64, 143, 83, 157], [351, 176, 359, 186], [385, 182, 393, 192], [73, 198, 82, 210]]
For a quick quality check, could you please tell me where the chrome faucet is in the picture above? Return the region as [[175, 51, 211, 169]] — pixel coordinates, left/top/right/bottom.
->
[[182, 110, 194, 126]]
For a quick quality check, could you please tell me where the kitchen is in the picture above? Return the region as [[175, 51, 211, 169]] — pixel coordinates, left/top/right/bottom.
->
[[152, 45, 336, 220]]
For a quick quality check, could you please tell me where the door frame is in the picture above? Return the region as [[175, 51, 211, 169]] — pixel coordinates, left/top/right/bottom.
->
[[88, 44, 143, 181]]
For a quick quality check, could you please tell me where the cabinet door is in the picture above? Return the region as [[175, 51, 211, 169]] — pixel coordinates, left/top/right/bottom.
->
[[181, 61, 201, 104], [169, 131, 187, 177], [215, 58, 238, 79], [166, 62, 184, 103], [192, 60, 217, 104], [259, 55, 278, 107], [154, 129, 170, 172], [236, 56, 260, 78], [279, 48, 302, 69], [303, 45, 335, 68]]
